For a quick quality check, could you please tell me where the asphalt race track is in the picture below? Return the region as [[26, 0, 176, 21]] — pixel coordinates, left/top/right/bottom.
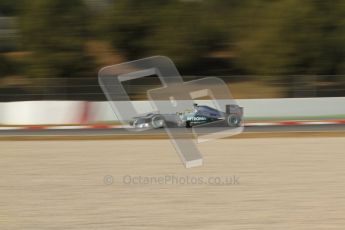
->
[[0, 124, 345, 137]]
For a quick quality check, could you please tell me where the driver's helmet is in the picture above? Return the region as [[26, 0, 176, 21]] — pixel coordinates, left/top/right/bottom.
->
[[193, 103, 198, 113]]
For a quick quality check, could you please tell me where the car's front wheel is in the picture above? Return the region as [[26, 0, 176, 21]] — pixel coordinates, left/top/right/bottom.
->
[[151, 115, 165, 128]]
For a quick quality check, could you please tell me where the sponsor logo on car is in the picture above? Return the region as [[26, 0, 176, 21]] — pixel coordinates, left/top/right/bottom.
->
[[187, 116, 207, 121]]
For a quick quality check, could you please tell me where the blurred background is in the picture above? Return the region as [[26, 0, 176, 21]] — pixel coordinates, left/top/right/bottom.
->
[[0, 0, 344, 102]]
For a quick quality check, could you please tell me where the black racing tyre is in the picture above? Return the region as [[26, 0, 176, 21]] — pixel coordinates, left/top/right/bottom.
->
[[151, 115, 165, 128], [227, 114, 241, 127]]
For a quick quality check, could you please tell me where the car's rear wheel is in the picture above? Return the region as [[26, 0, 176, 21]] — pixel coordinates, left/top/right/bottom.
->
[[227, 114, 241, 127]]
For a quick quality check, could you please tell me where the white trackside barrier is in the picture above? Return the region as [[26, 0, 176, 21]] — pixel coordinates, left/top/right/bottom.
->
[[0, 101, 85, 125], [0, 97, 344, 125]]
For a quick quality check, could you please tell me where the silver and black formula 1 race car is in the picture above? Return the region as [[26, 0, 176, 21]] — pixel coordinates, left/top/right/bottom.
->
[[130, 103, 243, 129]]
